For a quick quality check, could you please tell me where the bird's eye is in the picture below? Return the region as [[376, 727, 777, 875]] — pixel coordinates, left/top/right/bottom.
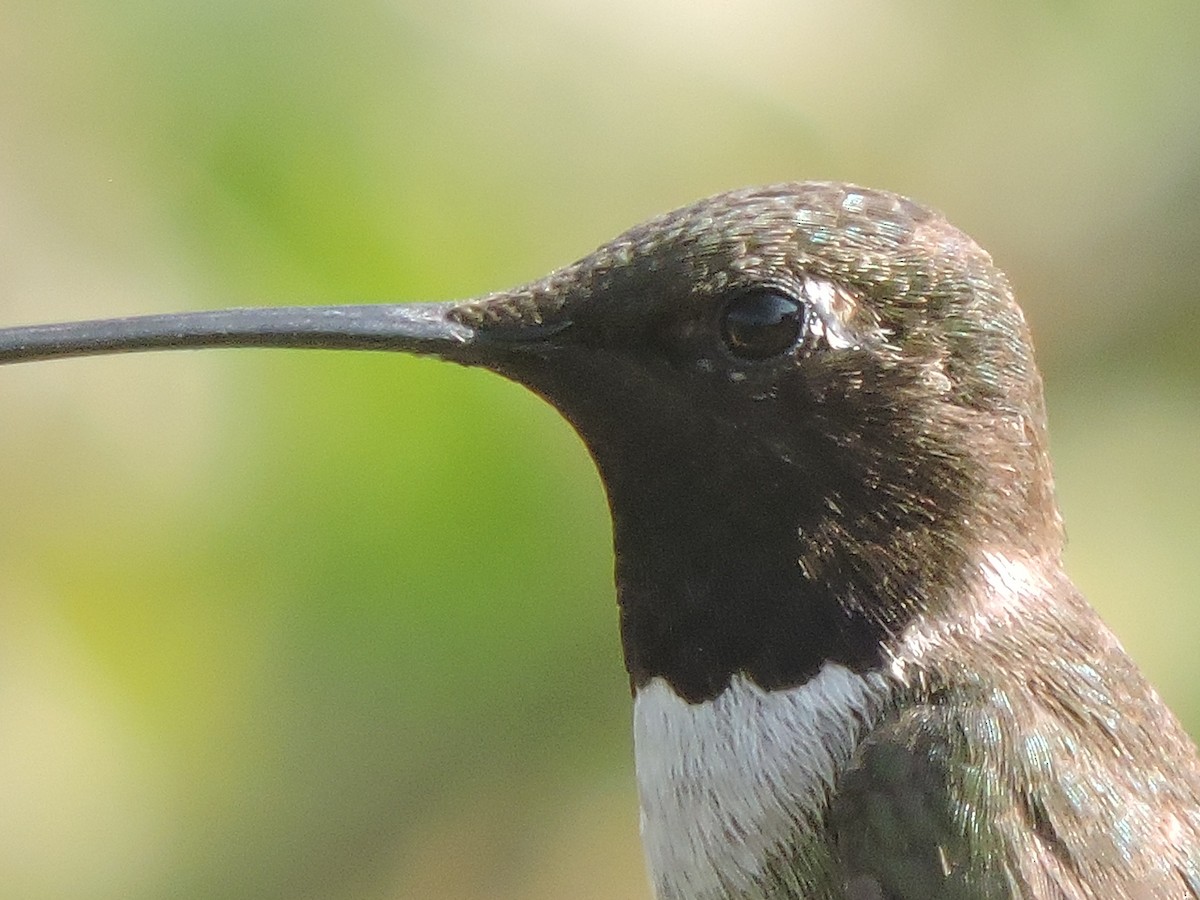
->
[[720, 290, 803, 360]]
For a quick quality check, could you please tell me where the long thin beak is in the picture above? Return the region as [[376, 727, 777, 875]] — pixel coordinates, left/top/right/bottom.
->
[[0, 302, 480, 366]]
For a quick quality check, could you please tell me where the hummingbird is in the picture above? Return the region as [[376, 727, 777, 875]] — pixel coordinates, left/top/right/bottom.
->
[[2, 181, 1198, 898]]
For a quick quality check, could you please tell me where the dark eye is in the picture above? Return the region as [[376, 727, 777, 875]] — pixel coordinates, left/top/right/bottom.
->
[[720, 290, 803, 360]]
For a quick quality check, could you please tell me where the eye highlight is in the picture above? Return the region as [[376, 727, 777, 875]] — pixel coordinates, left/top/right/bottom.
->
[[720, 290, 803, 360]]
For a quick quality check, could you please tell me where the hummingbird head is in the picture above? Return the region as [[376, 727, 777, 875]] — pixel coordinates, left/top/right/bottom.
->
[[449, 183, 1061, 700]]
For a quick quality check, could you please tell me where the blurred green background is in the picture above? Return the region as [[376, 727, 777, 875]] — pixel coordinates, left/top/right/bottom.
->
[[0, 2, 1197, 899]]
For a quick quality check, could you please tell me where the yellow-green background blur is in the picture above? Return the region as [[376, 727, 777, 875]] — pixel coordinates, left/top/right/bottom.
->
[[1, 3, 1198, 899]]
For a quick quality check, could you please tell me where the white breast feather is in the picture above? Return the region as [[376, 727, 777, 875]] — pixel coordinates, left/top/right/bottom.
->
[[633, 663, 890, 899]]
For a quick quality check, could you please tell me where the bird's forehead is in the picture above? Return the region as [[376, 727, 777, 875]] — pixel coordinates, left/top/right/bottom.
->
[[658, 183, 932, 260], [453, 182, 993, 333], [592, 182, 987, 299]]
